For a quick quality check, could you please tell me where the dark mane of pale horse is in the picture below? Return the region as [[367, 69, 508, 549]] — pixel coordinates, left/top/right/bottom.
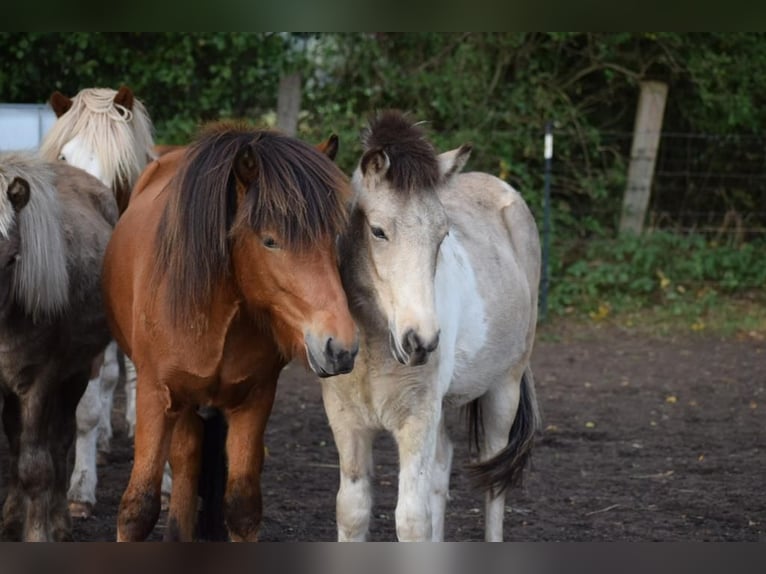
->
[[151, 122, 349, 326], [361, 110, 442, 194], [0, 153, 70, 319]]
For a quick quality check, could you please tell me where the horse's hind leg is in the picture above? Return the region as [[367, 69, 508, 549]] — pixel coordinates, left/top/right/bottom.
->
[[117, 375, 175, 541], [223, 379, 278, 542], [475, 366, 538, 542], [164, 407, 202, 541], [1, 394, 23, 541]]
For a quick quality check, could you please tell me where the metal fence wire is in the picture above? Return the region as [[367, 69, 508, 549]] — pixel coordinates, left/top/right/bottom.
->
[[544, 129, 766, 241]]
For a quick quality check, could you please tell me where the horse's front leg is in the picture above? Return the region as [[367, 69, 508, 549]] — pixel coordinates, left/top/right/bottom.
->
[[392, 406, 442, 542], [223, 379, 278, 542], [1, 394, 23, 540], [96, 342, 121, 458], [322, 384, 375, 541], [18, 381, 60, 541], [117, 374, 176, 541], [430, 418, 453, 542], [67, 355, 104, 519], [51, 371, 90, 541], [164, 407, 202, 541]]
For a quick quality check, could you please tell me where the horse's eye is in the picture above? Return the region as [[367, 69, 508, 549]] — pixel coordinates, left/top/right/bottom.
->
[[58, 154, 66, 162], [370, 226, 388, 241], [5, 253, 19, 269], [262, 237, 279, 249]]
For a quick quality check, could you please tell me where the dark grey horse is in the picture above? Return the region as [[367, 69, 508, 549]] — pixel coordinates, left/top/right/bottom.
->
[[0, 153, 117, 541]]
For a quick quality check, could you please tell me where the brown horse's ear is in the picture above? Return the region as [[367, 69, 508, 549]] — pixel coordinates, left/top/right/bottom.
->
[[234, 144, 258, 187], [49, 91, 73, 117], [360, 148, 389, 181], [8, 177, 31, 212], [114, 85, 135, 113], [316, 134, 339, 161]]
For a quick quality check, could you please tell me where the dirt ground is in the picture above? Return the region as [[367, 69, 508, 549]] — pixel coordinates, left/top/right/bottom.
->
[[3, 324, 764, 541]]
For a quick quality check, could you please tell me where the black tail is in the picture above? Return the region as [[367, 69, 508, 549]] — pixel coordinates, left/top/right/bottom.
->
[[195, 407, 229, 541], [467, 368, 541, 494]]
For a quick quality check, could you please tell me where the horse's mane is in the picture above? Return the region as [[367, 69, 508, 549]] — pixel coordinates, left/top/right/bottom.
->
[[39, 87, 155, 192], [361, 110, 441, 193], [154, 121, 349, 326], [0, 153, 69, 318]]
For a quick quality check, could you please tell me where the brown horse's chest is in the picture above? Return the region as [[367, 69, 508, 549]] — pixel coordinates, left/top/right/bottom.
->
[[159, 310, 284, 409]]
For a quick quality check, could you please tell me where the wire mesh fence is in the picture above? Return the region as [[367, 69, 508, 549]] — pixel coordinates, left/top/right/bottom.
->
[[539, 128, 766, 241]]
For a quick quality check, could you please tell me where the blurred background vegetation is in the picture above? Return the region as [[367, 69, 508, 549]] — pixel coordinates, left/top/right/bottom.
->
[[2, 32, 764, 334]]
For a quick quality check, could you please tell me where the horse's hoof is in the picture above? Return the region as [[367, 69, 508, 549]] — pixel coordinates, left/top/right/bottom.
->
[[161, 493, 171, 512], [68, 501, 94, 519]]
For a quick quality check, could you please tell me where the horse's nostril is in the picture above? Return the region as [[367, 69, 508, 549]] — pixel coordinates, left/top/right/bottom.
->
[[426, 330, 440, 352], [402, 329, 419, 354]]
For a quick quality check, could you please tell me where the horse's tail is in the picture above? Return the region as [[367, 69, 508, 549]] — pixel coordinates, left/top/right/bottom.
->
[[467, 367, 541, 494], [196, 407, 229, 541]]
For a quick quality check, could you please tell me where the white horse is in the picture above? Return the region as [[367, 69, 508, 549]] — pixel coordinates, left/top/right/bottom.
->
[[321, 111, 541, 541], [39, 86, 164, 518]]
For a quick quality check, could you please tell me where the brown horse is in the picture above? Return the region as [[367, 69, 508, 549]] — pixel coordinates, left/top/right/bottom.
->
[[0, 153, 117, 541], [103, 122, 358, 541]]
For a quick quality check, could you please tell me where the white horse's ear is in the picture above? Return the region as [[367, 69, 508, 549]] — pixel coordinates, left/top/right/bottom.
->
[[8, 177, 31, 212], [114, 85, 135, 112], [438, 144, 472, 180], [50, 91, 73, 118], [360, 148, 390, 183]]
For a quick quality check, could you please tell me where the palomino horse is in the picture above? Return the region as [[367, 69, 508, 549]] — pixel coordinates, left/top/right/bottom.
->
[[0, 153, 117, 540], [39, 86, 158, 518], [103, 122, 359, 541], [321, 111, 541, 541]]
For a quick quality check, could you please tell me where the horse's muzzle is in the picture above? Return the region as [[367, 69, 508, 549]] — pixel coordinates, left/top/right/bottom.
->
[[305, 333, 359, 377], [390, 328, 440, 366]]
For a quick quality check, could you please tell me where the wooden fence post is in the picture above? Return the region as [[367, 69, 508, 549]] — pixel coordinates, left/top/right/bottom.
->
[[277, 72, 302, 137], [619, 81, 668, 236]]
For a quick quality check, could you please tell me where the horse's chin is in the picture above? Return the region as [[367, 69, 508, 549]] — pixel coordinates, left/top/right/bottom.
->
[[305, 344, 331, 377], [388, 331, 409, 365]]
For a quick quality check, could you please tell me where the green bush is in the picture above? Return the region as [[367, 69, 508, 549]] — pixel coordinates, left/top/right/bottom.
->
[[548, 232, 766, 317]]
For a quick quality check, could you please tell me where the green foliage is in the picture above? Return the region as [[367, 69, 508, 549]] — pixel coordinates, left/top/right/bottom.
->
[[2, 33, 766, 320], [549, 232, 766, 318]]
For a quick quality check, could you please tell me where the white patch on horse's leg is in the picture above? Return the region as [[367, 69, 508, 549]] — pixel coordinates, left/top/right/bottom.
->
[[97, 342, 120, 456], [430, 419, 453, 542], [479, 373, 522, 542], [124, 356, 137, 439], [161, 461, 173, 509], [68, 376, 101, 514], [333, 426, 374, 542], [393, 413, 440, 542]]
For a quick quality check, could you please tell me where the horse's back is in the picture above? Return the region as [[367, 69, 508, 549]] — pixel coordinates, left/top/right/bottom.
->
[[437, 172, 540, 392], [441, 171, 539, 293], [52, 163, 119, 229]]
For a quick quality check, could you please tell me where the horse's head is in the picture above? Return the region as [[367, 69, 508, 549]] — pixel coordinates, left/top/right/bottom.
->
[[156, 125, 358, 377], [230, 134, 358, 376], [41, 86, 155, 213], [343, 111, 471, 366], [0, 177, 29, 314]]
